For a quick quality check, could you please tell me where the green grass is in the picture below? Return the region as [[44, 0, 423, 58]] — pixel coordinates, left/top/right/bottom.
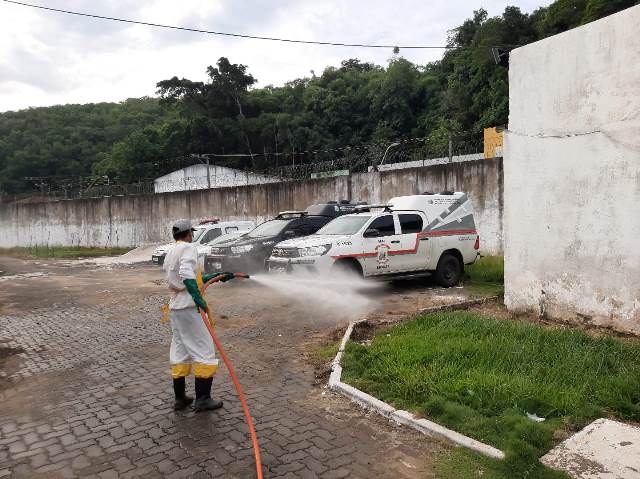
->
[[310, 343, 340, 363], [466, 256, 504, 297], [467, 281, 504, 297], [466, 256, 504, 283], [0, 246, 131, 259], [342, 311, 640, 479]]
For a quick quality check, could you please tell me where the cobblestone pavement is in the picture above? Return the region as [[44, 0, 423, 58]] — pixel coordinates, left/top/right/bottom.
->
[[0, 271, 443, 478]]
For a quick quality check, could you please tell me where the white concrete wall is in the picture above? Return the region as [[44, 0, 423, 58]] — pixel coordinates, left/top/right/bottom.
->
[[371, 153, 485, 172], [504, 6, 640, 333], [153, 164, 280, 193], [0, 158, 504, 254]]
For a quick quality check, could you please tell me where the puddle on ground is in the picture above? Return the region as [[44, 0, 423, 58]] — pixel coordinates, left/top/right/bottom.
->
[[0, 272, 50, 282]]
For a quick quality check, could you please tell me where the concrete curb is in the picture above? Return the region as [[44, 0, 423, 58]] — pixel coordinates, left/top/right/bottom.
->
[[328, 306, 506, 461]]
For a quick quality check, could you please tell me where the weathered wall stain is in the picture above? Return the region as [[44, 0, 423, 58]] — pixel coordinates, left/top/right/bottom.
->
[[0, 158, 504, 254]]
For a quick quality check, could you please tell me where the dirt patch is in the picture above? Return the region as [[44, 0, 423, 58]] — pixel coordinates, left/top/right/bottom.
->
[[467, 300, 513, 320], [305, 387, 443, 479], [0, 344, 23, 361], [469, 302, 640, 342], [2, 366, 89, 419], [0, 344, 25, 384], [0, 257, 167, 315], [304, 338, 337, 385]]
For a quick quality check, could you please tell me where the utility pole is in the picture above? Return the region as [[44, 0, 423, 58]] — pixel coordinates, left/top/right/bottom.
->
[[206, 157, 211, 189], [274, 126, 279, 168], [448, 132, 453, 163]]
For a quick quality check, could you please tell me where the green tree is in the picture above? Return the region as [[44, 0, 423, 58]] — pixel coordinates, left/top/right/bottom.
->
[[536, 0, 588, 36], [0, 98, 173, 193], [583, 0, 638, 22], [93, 128, 163, 182], [206, 57, 257, 119]]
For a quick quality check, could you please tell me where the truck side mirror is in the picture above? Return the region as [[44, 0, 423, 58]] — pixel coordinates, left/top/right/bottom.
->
[[363, 228, 380, 238]]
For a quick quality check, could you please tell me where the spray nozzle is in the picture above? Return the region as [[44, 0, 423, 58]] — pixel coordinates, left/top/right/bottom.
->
[[236, 272, 250, 279]]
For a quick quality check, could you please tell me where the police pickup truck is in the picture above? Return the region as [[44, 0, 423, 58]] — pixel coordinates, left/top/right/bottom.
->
[[267, 192, 480, 286]]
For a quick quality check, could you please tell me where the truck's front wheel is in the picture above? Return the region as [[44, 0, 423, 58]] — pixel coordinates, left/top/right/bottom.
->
[[332, 259, 363, 279], [434, 253, 462, 287]]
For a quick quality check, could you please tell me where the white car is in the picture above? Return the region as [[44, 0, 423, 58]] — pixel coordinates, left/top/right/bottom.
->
[[152, 219, 255, 265], [267, 192, 480, 286]]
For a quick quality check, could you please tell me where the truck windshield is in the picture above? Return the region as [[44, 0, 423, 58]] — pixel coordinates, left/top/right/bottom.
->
[[192, 227, 206, 242], [316, 215, 371, 235], [246, 219, 290, 238]]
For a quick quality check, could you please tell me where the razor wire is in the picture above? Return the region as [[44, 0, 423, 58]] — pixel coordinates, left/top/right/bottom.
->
[[7, 136, 489, 203]]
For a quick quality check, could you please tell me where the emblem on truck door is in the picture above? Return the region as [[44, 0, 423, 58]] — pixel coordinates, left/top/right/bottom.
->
[[375, 244, 390, 268]]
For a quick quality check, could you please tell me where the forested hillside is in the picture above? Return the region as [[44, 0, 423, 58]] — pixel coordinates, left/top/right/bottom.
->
[[0, 98, 174, 193], [0, 0, 636, 193]]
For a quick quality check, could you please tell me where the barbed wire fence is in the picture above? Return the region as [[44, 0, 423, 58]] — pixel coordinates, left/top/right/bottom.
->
[[4, 134, 490, 204]]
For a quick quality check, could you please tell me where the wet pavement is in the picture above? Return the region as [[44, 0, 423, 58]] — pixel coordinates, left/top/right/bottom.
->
[[0, 258, 460, 478]]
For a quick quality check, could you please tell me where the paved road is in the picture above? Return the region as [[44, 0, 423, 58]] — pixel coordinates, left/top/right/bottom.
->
[[0, 260, 453, 478]]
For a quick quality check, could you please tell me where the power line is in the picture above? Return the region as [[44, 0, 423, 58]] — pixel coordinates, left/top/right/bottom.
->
[[2, 0, 516, 50]]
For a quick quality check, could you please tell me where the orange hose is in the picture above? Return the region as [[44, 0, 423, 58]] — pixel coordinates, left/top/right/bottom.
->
[[199, 276, 264, 479]]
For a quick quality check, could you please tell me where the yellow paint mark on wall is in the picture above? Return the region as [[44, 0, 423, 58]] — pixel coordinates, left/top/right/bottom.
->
[[484, 127, 504, 159]]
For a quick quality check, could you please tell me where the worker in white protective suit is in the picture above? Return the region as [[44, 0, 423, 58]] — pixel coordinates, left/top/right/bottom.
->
[[163, 219, 238, 412]]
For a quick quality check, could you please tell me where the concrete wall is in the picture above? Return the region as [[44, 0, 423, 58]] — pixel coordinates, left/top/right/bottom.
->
[[373, 152, 485, 172], [153, 164, 280, 193], [505, 6, 640, 333], [0, 157, 503, 254]]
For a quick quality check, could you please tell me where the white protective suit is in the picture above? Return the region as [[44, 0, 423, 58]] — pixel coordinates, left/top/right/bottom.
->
[[163, 241, 219, 379]]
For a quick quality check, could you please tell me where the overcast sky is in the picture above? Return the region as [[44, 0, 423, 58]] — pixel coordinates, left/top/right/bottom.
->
[[0, 0, 552, 112]]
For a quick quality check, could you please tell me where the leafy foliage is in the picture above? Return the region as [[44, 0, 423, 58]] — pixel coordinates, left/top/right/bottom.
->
[[0, 98, 173, 193], [0, 1, 636, 193]]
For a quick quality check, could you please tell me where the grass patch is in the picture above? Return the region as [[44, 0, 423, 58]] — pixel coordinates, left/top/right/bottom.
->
[[310, 343, 340, 363], [0, 246, 131, 259], [342, 311, 640, 478], [467, 256, 504, 283], [466, 256, 504, 297], [467, 281, 504, 297]]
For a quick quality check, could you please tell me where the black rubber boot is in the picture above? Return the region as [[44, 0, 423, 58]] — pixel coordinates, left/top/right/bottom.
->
[[193, 377, 223, 412], [173, 377, 193, 411]]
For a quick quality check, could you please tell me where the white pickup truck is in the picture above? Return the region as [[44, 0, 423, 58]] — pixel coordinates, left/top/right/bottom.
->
[[152, 218, 255, 265], [267, 192, 480, 286]]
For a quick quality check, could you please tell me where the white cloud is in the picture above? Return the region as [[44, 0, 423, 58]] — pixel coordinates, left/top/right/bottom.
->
[[0, 0, 552, 112]]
